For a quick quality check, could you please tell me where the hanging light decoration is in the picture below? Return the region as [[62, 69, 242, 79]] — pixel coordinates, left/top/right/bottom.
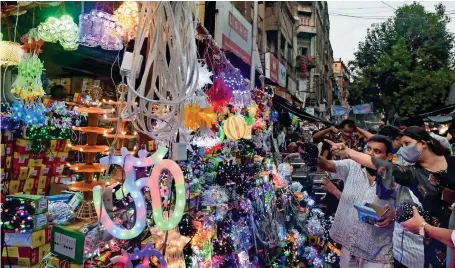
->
[[37, 15, 79, 50], [10, 53, 45, 102], [114, 1, 139, 41], [79, 10, 124, 50], [0, 41, 23, 66]]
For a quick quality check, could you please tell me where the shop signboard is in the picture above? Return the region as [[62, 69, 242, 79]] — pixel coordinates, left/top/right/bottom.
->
[[305, 107, 315, 116], [265, 52, 279, 84], [278, 64, 287, 87], [215, 2, 252, 65]]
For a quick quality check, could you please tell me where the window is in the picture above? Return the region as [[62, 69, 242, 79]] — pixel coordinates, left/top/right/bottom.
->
[[300, 47, 308, 56]]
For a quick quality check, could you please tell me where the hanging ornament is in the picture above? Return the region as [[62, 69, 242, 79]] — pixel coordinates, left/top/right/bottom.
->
[[206, 78, 232, 112], [79, 10, 124, 50], [183, 104, 217, 131], [223, 115, 247, 141], [196, 60, 213, 90], [0, 41, 23, 66], [37, 15, 79, 50], [10, 53, 45, 103], [113, 1, 139, 41]]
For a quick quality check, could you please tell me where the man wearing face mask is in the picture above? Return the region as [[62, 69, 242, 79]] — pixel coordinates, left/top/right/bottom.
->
[[319, 135, 396, 267], [314, 119, 371, 160], [325, 126, 455, 267]]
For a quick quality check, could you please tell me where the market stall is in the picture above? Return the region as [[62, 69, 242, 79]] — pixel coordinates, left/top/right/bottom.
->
[[1, 2, 340, 267]]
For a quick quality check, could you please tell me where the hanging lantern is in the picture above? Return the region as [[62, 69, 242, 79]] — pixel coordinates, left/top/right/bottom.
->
[[114, 1, 139, 40], [243, 126, 252, 140], [0, 41, 23, 66], [37, 15, 79, 51], [223, 115, 247, 141], [79, 10, 124, 50]]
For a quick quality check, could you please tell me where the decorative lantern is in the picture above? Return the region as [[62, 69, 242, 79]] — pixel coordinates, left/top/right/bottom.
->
[[223, 115, 247, 140], [79, 10, 124, 50], [37, 15, 79, 51], [114, 1, 139, 40], [0, 41, 23, 66]]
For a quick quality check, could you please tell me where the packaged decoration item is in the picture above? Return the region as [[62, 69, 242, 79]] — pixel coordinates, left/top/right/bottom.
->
[[353, 202, 387, 225], [396, 202, 432, 223]]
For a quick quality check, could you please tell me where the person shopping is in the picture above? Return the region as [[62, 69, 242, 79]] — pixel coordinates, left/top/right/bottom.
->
[[325, 126, 455, 267]]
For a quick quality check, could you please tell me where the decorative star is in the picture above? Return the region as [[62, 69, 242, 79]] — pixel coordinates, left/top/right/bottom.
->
[[197, 60, 213, 90]]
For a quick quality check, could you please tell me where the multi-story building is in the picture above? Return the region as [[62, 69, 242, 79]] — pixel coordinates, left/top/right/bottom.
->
[[295, 1, 333, 118], [333, 58, 350, 107]]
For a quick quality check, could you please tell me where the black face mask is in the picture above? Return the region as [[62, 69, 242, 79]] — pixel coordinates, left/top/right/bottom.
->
[[366, 167, 376, 176]]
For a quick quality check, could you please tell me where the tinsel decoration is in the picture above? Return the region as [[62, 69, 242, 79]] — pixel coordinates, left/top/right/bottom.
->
[[183, 104, 217, 131], [396, 202, 432, 223], [48, 201, 74, 225], [178, 214, 197, 237], [79, 10, 124, 50], [196, 61, 213, 90], [206, 78, 232, 112]]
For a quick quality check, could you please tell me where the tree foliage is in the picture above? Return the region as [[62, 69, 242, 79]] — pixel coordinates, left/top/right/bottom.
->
[[349, 3, 455, 118]]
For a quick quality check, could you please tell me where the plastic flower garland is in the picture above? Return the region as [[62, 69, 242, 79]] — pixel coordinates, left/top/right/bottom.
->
[[37, 15, 79, 51], [10, 53, 45, 103]]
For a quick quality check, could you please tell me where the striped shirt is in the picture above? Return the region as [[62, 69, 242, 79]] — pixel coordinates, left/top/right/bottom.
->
[[393, 148, 425, 268], [330, 159, 394, 264]]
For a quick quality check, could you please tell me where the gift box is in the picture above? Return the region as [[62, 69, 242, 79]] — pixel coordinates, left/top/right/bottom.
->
[[17, 167, 29, 181], [52, 225, 86, 264], [8, 180, 25, 194], [38, 176, 51, 190], [23, 178, 39, 193], [47, 256, 81, 268], [5, 194, 48, 214], [15, 139, 33, 154], [28, 158, 43, 167], [5, 156, 12, 169], [51, 163, 65, 176], [43, 153, 56, 165], [4, 227, 52, 248], [40, 165, 52, 176], [56, 140, 69, 153], [56, 152, 69, 164], [13, 153, 29, 169], [2, 244, 50, 266]]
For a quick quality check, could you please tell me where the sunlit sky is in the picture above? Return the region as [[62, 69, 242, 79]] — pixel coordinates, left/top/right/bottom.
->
[[329, 1, 455, 64]]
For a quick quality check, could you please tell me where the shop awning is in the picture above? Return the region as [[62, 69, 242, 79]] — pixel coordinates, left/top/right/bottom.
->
[[273, 94, 333, 125]]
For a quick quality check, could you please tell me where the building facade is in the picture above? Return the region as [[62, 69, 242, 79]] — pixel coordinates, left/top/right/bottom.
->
[[200, 1, 334, 118], [333, 58, 350, 107], [295, 1, 333, 118]]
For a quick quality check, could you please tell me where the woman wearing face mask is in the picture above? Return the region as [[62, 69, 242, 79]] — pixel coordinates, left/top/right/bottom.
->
[[325, 126, 455, 268]]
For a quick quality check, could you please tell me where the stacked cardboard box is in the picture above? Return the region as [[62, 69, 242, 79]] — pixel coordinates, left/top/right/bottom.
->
[[2, 195, 51, 268]]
